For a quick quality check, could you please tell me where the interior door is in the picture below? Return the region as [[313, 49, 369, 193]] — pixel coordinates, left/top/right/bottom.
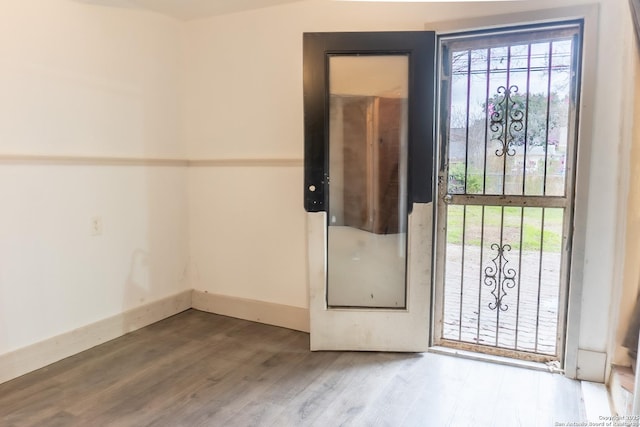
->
[[303, 32, 435, 351]]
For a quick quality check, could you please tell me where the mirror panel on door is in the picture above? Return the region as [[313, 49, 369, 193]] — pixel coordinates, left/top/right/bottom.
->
[[327, 55, 409, 308]]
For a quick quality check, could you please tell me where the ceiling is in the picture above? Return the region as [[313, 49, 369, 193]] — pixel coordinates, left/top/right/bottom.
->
[[76, 0, 517, 20], [75, 0, 308, 20]]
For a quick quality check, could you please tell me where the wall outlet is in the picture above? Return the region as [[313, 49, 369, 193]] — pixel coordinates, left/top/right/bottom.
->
[[90, 216, 103, 236]]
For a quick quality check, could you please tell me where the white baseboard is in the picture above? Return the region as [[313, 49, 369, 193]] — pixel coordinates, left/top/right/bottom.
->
[[577, 349, 608, 382], [0, 290, 308, 385], [0, 290, 192, 385], [191, 290, 309, 333]]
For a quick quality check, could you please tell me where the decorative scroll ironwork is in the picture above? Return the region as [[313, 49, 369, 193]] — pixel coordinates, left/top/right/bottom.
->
[[484, 243, 517, 311], [490, 85, 524, 157]]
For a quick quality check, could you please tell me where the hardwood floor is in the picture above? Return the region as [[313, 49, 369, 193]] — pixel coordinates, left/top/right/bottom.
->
[[0, 310, 587, 426]]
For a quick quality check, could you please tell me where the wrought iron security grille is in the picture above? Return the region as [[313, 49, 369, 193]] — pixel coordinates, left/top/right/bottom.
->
[[434, 23, 582, 362]]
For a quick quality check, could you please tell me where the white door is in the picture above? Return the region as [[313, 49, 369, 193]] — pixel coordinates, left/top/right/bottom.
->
[[303, 32, 436, 351]]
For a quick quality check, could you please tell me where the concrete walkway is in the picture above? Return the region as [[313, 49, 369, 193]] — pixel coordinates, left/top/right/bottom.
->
[[442, 244, 561, 356]]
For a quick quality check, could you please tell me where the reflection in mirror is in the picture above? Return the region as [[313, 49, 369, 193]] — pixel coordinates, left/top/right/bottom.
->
[[327, 55, 409, 308]]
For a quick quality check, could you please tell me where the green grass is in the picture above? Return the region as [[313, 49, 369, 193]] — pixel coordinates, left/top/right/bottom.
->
[[445, 205, 564, 252]]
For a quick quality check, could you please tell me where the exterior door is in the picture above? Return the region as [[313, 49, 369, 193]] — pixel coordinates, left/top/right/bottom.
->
[[433, 22, 582, 363], [303, 32, 435, 351]]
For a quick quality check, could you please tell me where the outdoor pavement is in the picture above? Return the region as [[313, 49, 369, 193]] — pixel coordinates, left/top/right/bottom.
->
[[442, 244, 561, 356]]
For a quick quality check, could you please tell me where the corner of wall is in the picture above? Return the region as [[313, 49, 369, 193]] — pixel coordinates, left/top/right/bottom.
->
[[0, 290, 192, 385], [608, 8, 640, 378]]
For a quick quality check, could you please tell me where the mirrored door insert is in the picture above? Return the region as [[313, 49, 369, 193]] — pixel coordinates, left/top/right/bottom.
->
[[328, 55, 409, 308]]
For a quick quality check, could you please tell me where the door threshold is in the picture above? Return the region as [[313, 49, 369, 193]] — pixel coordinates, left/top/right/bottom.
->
[[428, 346, 564, 374]]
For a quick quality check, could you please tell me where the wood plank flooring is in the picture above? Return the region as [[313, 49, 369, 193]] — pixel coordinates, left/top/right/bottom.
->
[[0, 310, 587, 426]]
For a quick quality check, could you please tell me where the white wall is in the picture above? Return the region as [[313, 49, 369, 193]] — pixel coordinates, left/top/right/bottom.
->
[[613, 34, 640, 367], [188, 165, 306, 306], [0, 0, 189, 355], [182, 0, 632, 379], [0, 0, 184, 158], [0, 0, 632, 383], [579, 0, 634, 379]]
